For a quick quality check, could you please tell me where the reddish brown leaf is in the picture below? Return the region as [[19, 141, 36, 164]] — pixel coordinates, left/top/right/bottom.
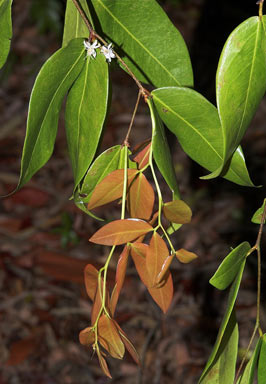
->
[[116, 323, 140, 364], [87, 169, 138, 210], [79, 326, 95, 346], [110, 246, 130, 316], [133, 142, 151, 169], [131, 242, 173, 313], [156, 253, 175, 284], [146, 232, 169, 286], [89, 219, 153, 246], [96, 348, 112, 379], [5, 334, 38, 366], [128, 173, 155, 220], [35, 251, 88, 284], [175, 248, 198, 263], [163, 200, 192, 224], [91, 284, 103, 325], [98, 315, 125, 359], [84, 264, 99, 301], [150, 273, 173, 313], [130, 243, 151, 287]]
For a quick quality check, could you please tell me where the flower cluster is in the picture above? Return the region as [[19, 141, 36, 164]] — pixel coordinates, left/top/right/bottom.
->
[[84, 39, 115, 63]]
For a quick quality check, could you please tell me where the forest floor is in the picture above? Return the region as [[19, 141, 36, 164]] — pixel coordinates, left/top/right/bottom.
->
[[0, 1, 266, 383]]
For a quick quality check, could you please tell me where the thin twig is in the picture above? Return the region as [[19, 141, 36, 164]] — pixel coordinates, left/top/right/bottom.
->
[[257, 0, 265, 19], [71, 0, 150, 98], [123, 90, 142, 146]]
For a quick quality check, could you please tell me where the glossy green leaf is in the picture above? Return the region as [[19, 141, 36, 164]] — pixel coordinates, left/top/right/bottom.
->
[[210, 242, 251, 290], [65, 52, 109, 189], [0, 0, 12, 69], [238, 338, 262, 384], [216, 17, 266, 172], [199, 261, 246, 382], [148, 98, 180, 199], [90, 0, 193, 87], [258, 334, 266, 384], [251, 198, 266, 224], [62, 0, 92, 47], [200, 311, 238, 384], [152, 87, 255, 187], [17, 38, 85, 191], [89, 219, 153, 245]]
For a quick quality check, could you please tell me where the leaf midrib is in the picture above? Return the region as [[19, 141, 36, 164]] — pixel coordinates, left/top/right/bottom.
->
[[23, 47, 84, 176], [97, 0, 180, 85]]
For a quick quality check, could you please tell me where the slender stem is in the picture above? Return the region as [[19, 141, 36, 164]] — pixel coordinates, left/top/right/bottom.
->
[[149, 153, 163, 225], [123, 90, 141, 146], [161, 225, 176, 254], [71, 0, 149, 97], [258, 0, 264, 19]]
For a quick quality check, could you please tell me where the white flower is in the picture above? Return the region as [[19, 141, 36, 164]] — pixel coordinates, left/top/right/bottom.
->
[[101, 43, 116, 63], [83, 39, 100, 58]]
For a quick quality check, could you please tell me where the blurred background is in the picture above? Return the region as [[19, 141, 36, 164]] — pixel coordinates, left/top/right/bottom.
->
[[0, 0, 266, 383]]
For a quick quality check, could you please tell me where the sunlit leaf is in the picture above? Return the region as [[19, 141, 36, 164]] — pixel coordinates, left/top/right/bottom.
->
[[210, 242, 251, 290], [131, 242, 173, 313], [133, 142, 151, 170], [152, 87, 255, 187], [79, 326, 95, 346], [146, 232, 169, 286], [0, 0, 12, 69], [175, 248, 198, 264], [96, 348, 112, 378], [62, 0, 92, 47], [110, 245, 130, 316], [251, 198, 266, 224], [84, 264, 99, 301], [163, 200, 192, 224], [238, 338, 262, 384], [17, 38, 85, 190], [148, 98, 180, 199], [258, 334, 266, 384], [199, 261, 246, 382], [90, 219, 153, 245], [98, 314, 125, 359], [65, 51, 109, 189], [90, 0, 193, 87], [128, 173, 155, 220], [200, 311, 238, 384], [87, 169, 138, 210], [216, 17, 266, 172]]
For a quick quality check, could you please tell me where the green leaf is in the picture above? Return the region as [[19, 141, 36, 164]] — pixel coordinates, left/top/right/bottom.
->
[[258, 334, 266, 384], [17, 38, 85, 191], [199, 261, 246, 382], [90, 0, 193, 87], [216, 17, 266, 173], [152, 87, 255, 187], [147, 98, 180, 199], [200, 311, 238, 384], [62, 0, 92, 47], [0, 0, 12, 69], [210, 242, 251, 290], [238, 338, 262, 384], [65, 52, 109, 189], [251, 198, 266, 224]]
